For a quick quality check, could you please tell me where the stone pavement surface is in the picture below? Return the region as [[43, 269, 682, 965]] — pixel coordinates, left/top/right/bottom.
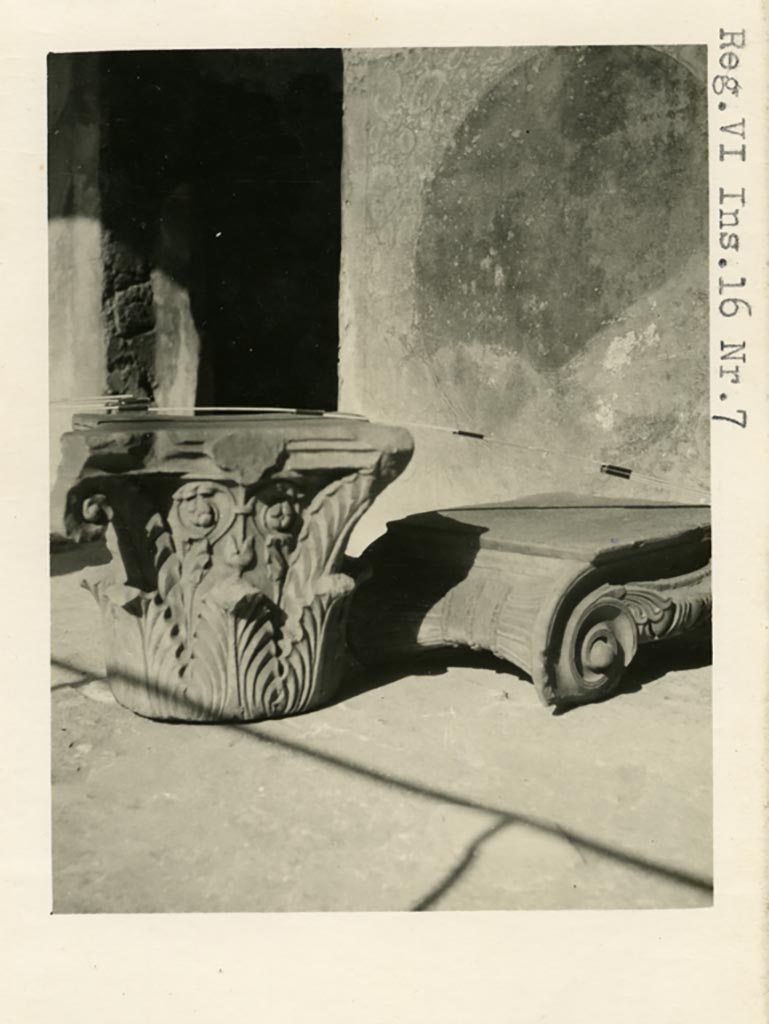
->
[[51, 540, 712, 913]]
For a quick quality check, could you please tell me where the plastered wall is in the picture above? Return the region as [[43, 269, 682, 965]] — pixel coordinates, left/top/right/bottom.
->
[[339, 46, 709, 551], [48, 54, 106, 529]]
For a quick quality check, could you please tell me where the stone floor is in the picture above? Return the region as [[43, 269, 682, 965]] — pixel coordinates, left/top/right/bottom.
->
[[50, 540, 713, 914]]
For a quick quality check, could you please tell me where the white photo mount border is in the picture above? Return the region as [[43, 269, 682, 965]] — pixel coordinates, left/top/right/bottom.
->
[[1, 3, 767, 1023]]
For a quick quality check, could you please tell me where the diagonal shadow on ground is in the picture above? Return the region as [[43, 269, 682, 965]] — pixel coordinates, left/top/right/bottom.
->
[[50, 655, 713, 909], [411, 817, 512, 911]]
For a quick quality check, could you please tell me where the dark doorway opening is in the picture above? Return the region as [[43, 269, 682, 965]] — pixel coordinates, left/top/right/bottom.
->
[[100, 49, 343, 409]]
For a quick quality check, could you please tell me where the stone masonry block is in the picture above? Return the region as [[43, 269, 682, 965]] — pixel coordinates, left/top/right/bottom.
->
[[112, 282, 156, 338]]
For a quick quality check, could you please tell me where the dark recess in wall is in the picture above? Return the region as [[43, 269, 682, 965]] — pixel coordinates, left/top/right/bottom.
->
[[99, 49, 343, 408]]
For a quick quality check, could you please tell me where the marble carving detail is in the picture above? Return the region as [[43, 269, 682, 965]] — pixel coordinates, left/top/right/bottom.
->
[[74, 471, 376, 722], [348, 520, 712, 708], [552, 564, 712, 702], [57, 414, 413, 722]]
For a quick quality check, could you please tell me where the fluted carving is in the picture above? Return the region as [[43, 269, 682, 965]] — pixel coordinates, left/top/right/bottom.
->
[[349, 501, 711, 709], [60, 415, 413, 721]]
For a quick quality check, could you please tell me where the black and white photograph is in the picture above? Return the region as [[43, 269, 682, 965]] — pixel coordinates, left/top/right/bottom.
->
[[2, 0, 767, 1020], [48, 44, 714, 914]]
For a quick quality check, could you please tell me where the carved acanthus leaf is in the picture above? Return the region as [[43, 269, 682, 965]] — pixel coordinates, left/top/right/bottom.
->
[[622, 565, 712, 641]]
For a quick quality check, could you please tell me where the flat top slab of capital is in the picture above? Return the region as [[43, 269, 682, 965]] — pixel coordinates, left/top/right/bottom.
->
[[388, 492, 711, 565], [64, 411, 414, 476]]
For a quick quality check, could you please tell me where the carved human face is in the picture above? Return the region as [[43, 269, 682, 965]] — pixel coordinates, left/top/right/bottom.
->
[[259, 484, 302, 537], [174, 483, 220, 534], [263, 498, 295, 533]]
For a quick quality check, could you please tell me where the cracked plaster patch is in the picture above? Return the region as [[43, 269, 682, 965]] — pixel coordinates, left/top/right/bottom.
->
[[603, 323, 661, 372]]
